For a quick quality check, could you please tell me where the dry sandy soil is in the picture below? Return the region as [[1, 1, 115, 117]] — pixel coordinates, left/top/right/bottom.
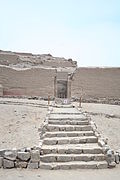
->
[[0, 166, 120, 180], [0, 98, 48, 149], [81, 103, 120, 151]]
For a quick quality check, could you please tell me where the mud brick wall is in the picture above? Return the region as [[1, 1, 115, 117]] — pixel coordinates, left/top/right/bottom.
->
[[71, 67, 120, 99], [0, 67, 56, 97]]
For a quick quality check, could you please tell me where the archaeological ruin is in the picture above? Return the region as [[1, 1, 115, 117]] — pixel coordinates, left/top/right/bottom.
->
[[0, 50, 120, 169], [0, 50, 120, 105]]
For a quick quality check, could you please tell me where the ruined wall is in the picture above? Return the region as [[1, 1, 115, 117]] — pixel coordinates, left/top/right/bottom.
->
[[71, 68, 120, 99], [0, 66, 120, 100], [0, 67, 56, 97]]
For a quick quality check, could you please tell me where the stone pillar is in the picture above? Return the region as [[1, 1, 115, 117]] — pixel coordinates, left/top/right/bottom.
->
[[67, 76, 71, 99]]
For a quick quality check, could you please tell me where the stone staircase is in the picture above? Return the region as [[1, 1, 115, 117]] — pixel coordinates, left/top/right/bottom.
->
[[40, 105, 108, 169]]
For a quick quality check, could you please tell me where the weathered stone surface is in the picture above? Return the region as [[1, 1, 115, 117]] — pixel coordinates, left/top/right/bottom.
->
[[3, 159, 14, 168], [15, 161, 28, 168], [4, 151, 17, 161], [0, 157, 3, 168], [41, 156, 56, 163], [108, 162, 116, 168], [115, 153, 119, 164], [98, 139, 105, 147], [106, 150, 115, 164], [17, 152, 30, 161], [30, 150, 40, 162], [40, 161, 108, 170], [0, 149, 6, 157], [97, 162, 108, 169], [57, 156, 72, 162], [28, 162, 39, 169]]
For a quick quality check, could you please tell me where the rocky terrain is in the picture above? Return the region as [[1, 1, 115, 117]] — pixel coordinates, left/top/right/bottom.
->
[[0, 50, 77, 69]]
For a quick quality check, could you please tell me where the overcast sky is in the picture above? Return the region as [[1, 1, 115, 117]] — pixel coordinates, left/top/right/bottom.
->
[[0, 0, 120, 67]]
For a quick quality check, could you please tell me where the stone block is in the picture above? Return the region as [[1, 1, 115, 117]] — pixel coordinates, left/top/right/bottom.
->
[[41, 149, 51, 154], [40, 164, 52, 170], [97, 162, 108, 169], [17, 152, 30, 161], [58, 139, 69, 144], [28, 162, 39, 169], [115, 153, 119, 164], [15, 161, 28, 168], [57, 156, 72, 162], [57, 149, 66, 154], [70, 138, 80, 144], [4, 151, 17, 161], [0, 157, 3, 168], [30, 150, 40, 162], [0, 149, 6, 157], [41, 156, 56, 163], [3, 159, 14, 168], [98, 139, 105, 147], [66, 126, 74, 131], [108, 162, 116, 168], [87, 137, 97, 143], [74, 155, 91, 161], [43, 139, 57, 145]]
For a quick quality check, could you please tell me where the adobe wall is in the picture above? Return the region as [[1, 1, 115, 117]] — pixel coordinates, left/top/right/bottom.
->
[[0, 67, 56, 97], [0, 66, 120, 101], [71, 67, 120, 100]]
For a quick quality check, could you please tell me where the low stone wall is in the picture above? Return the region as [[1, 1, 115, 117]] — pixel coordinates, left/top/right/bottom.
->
[[72, 97, 120, 106], [0, 147, 41, 169]]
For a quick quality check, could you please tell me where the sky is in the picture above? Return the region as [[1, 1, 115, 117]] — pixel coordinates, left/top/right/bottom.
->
[[0, 0, 120, 67]]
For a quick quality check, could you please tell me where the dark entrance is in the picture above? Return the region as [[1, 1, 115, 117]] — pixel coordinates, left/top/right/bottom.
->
[[57, 80, 67, 98]]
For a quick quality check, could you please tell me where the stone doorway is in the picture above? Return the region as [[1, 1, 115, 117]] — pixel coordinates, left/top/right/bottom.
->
[[57, 80, 67, 98]]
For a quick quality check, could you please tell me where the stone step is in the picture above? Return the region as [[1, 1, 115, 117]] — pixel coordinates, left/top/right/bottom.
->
[[43, 131, 94, 138], [51, 107, 81, 114], [48, 120, 89, 125], [40, 161, 108, 169], [49, 114, 87, 121], [51, 112, 82, 115], [40, 153, 105, 163], [46, 124, 93, 131], [41, 143, 103, 154], [43, 136, 98, 145]]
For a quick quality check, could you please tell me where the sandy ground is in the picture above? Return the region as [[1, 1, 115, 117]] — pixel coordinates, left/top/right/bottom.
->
[[0, 98, 48, 149], [81, 103, 120, 151], [0, 165, 120, 180]]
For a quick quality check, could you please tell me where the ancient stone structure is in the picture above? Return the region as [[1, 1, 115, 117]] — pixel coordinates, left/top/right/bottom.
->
[[0, 104, 118, 169], [54, 72, 72, 99], [39, 105, 117, 169], [0, 50, 120, 104]]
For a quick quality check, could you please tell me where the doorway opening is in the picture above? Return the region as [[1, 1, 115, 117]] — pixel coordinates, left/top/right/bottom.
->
[[57, 80, 67, 98]]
